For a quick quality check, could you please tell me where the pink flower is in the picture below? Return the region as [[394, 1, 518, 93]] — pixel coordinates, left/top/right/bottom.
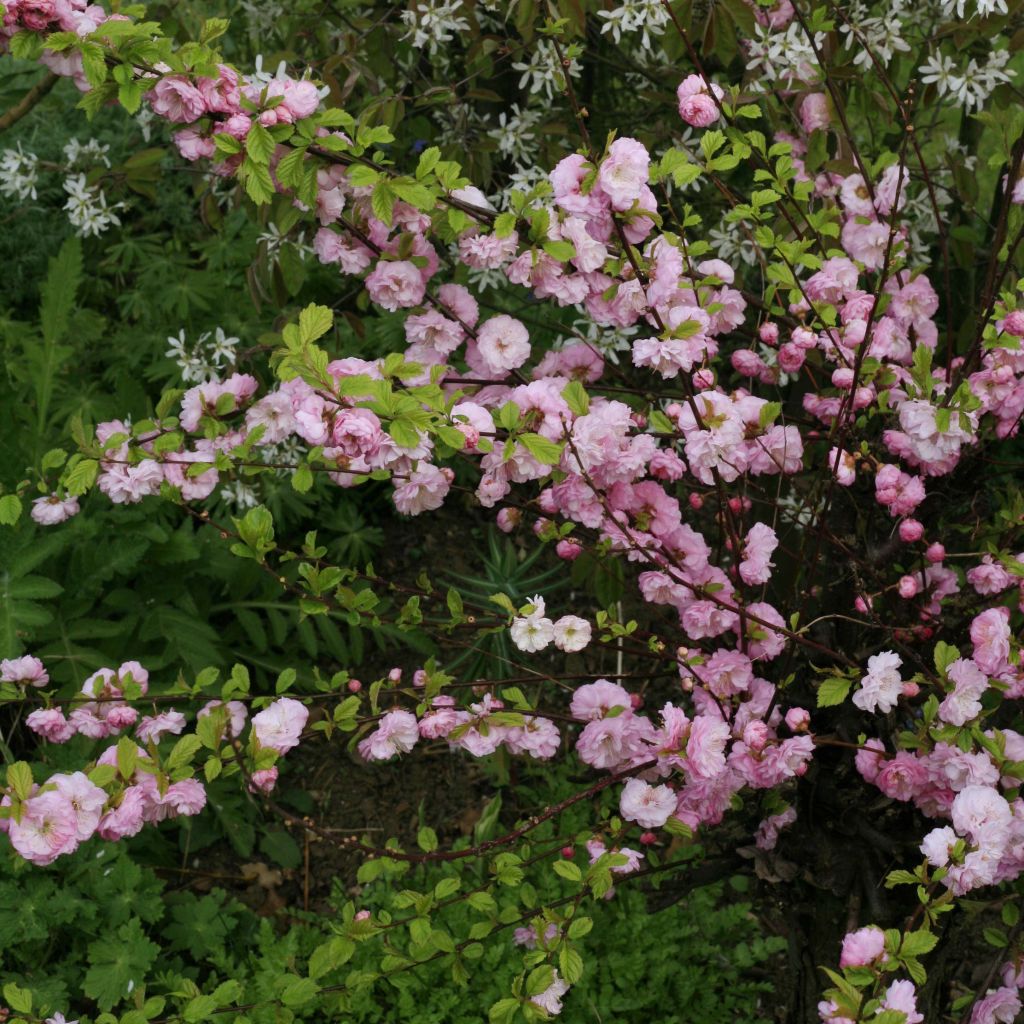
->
[[52, 771, 107, 841], [358, 709, 419, 761], [476, 315, 531, 374], [198, 700, 248, 739], [364, 260, 426, 311], [392, 464, 451, 516], [971, 607, 1011, 675], [619, 778, 676, 828], [31, 494, 79, 525], [281, 79, 320, 120], [938, 658, 988, 727], [248, 767, 279, 794], [970, 986, 1021, 1024], [686, 715, 730, 780], [149, 76, 206, 123], [251, 697, 309, 755], [1, 654, 48, 686], [881, 980, 922, 1024], [161, 779, 207, 816], [505, 716, 561, 759], [570, 680, 632, 721], [738, 522, 778, 585], [25, 708, 75, 743], [136, 710, 187, 743], [596, 137, 650, 211], [8, 790, 79, 865], [799, 93, 830, 132], [97, 786, 147, 840], [676, 74, 723, 128], [838, 925, 885, 967]]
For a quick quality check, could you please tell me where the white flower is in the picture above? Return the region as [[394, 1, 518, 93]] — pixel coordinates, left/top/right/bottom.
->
[[62, 174, 124, 238], [511, 40, 580, 102], [399, 0, 470, 56], [0, 144, 40, 201], [597, 0, 670, 50], [852, 651, 904, 714], [510, 598, 555, 653], [619, 778, 676, 828], [487, 104, 542, 168], [553, 615, 592, 653], [529, 971, 570, 1016]]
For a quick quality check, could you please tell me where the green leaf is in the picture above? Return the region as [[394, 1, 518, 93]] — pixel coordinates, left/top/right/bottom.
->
[[2, 984, 31, 1014], [553, 859, 582, 882], [84, 920, 160, 1011], [518, 432, 563, 466], [260, 829, 302, 869], [0, 495, 21, 526], [280, 976, 319, 1007], [245, 122, 276, 164], [6, 761, 33, 800], [933, 641, 960, 675], [562, 379, 590, 416], [417, 146, 441, 178], [816, 677, 852, 707], [116, 736, 138, 781], [371, 182, 397, 226], [417, 826, 439, 852], [299, 304, 334, 343], [559, 945, 584, 984], [900, 929, 938, 957], [308, 937, 355, 980], [166, 734, 202, 771]]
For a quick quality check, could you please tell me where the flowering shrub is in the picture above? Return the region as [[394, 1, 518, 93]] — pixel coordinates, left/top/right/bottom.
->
[[3, 1, 1024, 1023]]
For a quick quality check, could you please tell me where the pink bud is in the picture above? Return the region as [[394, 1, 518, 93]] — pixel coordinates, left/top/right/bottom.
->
[[777, 342, 806, 373], [692, 368, 715, 390], [532, 517, 549, 536], [355, 909, 371, 921], [728, 497, 742, 514], [902, 681, 920, 698], [743, 720, 770, 752], [413, 670, 427, 688], [925, 542, 946, 563], [630, 412, 647, 430], [758, 322, 779, 345], [831, 368, 855, 389], [347, 678, 362, 693], [688, 493, 704, 510], [556, 538, 583, 561], [496, 508, 520, 533], [1003, 310, 1024, 337], [639, 831, 658, 845], [898, 518, 924, 543], [388, 667, 402, 683], [897, 575, 919, 599], [561, 846, 575, 858], [629, 693, 643, 710], [852, 387, 875, 410], [854, 595, 872, 613], [785, 708, 810, 732]]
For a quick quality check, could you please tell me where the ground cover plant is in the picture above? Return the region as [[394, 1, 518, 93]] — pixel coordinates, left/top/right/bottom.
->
[[2, 1, 1024, 1022]]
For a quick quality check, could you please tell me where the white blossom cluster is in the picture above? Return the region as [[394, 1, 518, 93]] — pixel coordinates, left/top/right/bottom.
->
[[0, 143, 40, 201], [165, 327, 240, 384]]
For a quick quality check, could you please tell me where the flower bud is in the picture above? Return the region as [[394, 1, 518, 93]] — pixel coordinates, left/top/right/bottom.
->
[[898, 518, 924, 542]]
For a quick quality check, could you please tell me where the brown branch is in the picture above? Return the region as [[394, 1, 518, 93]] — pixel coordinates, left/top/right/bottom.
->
[[0, 71, 59, 134]]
